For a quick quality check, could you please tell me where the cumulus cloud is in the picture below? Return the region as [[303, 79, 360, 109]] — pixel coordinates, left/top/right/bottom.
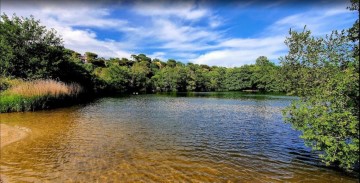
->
[[148, 52, 166, 61], [191, 36, 286, 67], [1, 0, 356, 67], [191, 3, 355, 67], [40, 7, 128, 28], [1, 1, 134, 58], [131, 1, 209, 20], [265, 4, 355, 36]]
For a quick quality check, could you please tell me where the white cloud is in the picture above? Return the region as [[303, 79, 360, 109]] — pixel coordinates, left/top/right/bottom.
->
[[265, 4, 355, 36], [2, 0, 220, 61], [191, 4, 355, 67], [1, 2, 134, 58], [51, 25, 133, 58], [218, 36, 285, 48], [41, 7, 128, 28], [191, 36, 286, 67], [132, 1, 208, 20], [148, 52, 166, 61], [209, 16, 222, 28], [151, 18, 220, 45], [1, 1, 356, 67], [115, 12, 223, 53]]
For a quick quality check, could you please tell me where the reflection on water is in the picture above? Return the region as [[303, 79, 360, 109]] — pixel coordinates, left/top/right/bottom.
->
[[0, 93, 357, 182]]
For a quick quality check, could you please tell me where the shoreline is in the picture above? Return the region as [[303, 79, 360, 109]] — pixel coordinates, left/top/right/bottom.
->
[[0, 124, 31, 183], [0, 124, 30, 148]]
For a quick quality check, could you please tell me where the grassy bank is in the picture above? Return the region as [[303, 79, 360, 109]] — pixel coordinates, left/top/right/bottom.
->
[[0, 79, 83, 112]]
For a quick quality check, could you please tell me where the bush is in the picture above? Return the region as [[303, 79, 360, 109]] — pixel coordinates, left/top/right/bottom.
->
[[0, 77, 24, 91]]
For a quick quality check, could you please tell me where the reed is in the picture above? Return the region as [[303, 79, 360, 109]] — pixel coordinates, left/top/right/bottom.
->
[[8, 79, 82, 97], [0, 79, 83, 112]]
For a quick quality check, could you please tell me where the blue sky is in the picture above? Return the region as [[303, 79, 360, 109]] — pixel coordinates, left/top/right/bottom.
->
[[2, 0, 357, 67]]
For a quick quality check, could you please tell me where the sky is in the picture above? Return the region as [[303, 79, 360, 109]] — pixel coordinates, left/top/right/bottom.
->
[[1, 0, 357, 67]]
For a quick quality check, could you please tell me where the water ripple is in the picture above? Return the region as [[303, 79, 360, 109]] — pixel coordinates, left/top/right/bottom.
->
[[0, 94, 357, 182]]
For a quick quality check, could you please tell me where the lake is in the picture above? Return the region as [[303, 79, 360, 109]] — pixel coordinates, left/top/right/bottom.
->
[[0, 92, 357, 182]]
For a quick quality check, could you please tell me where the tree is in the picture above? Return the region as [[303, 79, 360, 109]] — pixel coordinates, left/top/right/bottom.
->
[[85, 52, 98, 63], [64, 49, 82, 63], [151, 67, 178, 92], [166, 59, 177, 68], [253, 56, 282, 92], [131, 54, 151, 63], [225, 65, 254, 91], [280, 4, 359, 170], [255, 56, 270, 66], [0, 14, 65, 79], [129, 61, 150, 92], [204, 67, 226, 91], [98, 65, 130, 92], [119, 58, 133, 67], [347, 0, 359, 69]]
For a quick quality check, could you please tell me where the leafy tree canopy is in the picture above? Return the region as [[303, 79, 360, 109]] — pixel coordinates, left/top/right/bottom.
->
[[281, 1, 359, 170], [0, 14, 65, 79]]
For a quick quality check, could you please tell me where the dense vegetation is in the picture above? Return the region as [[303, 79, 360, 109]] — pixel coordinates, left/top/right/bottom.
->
[[0, 0, 358, 172], [282, 0, 359, 171], [61, 50, 285, 94], [0, 14, 285, 95]]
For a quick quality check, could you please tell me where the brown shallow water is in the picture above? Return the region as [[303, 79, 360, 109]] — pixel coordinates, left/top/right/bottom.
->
[[0, 93, 358, 182]]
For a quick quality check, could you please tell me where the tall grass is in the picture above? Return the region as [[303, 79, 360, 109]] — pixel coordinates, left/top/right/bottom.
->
[[0, 79, 83, 112], [8, 80, 82, 97]]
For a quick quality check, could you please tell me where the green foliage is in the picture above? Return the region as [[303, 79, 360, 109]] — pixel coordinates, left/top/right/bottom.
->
[[253, 56, 282, 91], [151, 66, 189, 92], [85, 52, 98, 63], [0, 94, 27, 112], [166, 59, 177, 68], [64, 48, 82, 63], [118, 58, 133, 67], [149, 57, 284, 93], [131, 54, 151, 63], [281, 1, 359, 170], [129, 61, 150, 92], [151, 67, 178, 92], [0, 94, 50, 112], [0, 77, 21, 91], [205, 67, 226, 91], [0, 93, 74, 113], [225, 65, 255, 91], [0, 14, 65, 79], [57, 59, 96, 91], [281, 25, 359, 170], [347, 0, 359, 71], [98, 65, 130, 92], [91, 59, 106, 67]]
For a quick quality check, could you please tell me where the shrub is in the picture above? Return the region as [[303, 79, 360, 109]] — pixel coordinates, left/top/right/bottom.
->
[[0, 77, 23, 91]]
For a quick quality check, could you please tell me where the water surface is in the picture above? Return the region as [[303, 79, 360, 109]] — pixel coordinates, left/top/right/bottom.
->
[[0, 93, 357, 182]]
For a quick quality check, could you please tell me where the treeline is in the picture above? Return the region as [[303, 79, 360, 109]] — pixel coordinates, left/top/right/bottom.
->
[[0, 14, 285, 94], [67, 52, 285, 93]]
